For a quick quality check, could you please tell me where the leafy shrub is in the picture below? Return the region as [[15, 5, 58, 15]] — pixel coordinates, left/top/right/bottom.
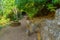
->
[[52, 0, 60, 4], [0, 0, 60, 26], [0, 0, 15, 26]]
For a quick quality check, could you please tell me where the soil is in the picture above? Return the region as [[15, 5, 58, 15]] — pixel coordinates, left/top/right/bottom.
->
[[0, 26, 37, 40]]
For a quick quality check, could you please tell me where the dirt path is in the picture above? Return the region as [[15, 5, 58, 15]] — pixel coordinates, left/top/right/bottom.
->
[[0, 26, 37, 40]]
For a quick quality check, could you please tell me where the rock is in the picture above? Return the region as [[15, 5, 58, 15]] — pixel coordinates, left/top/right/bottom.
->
[[40, 19, 60, 40], [55, 8, 60, 26], [57, 22, 60, 25], [10, 21, 21, 27], [55, 8, 60, 17], [27, 18, 60, 40], [20, 10, 60, 40]]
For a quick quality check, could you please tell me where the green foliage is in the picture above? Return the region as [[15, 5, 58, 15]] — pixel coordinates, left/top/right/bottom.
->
[[47, 4, 56, 12], [0, 0, 15, 26], [7, 10, 23, 21], [0, 17, 10, 26], [15, 0, 48, 18], [52, 0, 60, 4], [1, 0, 15, 17], [15, 0, 60, 18], [0, 0, 60, 27]]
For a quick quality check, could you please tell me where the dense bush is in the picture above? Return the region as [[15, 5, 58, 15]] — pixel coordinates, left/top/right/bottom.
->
[[15, 0, 60, 18], [0, 0, 60, 26], [0, 0, 15, 26]]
